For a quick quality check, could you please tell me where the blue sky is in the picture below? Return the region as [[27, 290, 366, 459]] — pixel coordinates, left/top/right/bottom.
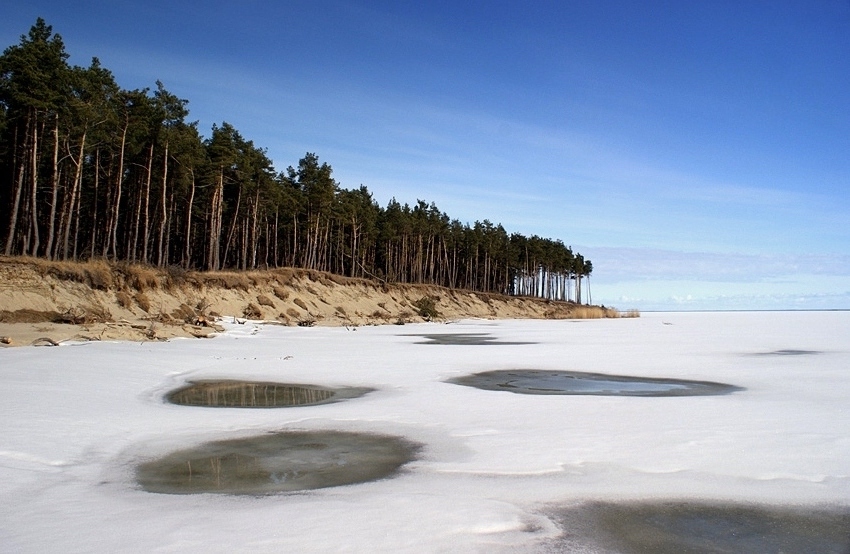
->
[[4, 1, 850, 310]]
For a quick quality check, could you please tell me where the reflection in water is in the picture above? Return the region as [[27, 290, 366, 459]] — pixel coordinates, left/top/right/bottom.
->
[[447, 370, 743, 397], [167, 380, 372, 408], [137, 431, 420, 495], [547, 501, 850, 553]]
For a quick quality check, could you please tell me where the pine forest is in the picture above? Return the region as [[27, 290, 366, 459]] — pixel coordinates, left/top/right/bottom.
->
[[0, 19, 593, 303]]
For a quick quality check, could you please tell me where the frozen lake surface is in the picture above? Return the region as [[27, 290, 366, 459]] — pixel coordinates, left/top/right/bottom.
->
[[1, 311, 849, 552]]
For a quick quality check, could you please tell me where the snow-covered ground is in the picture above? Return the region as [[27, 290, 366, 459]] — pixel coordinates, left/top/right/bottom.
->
[[1, 311, 848, 552]]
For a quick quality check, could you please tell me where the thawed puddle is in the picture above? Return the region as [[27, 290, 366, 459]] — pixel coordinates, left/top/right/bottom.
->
[[447, 370, 743, 396], [547, 501, 850, 553], [411, 333, 534, 345], [136, 431, 420, 495], [752, 349, 823, 356], [167, 380, 372, 408]]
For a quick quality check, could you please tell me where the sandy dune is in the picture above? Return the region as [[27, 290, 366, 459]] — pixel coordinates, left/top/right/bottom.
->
[[0, 257, 621, 346]]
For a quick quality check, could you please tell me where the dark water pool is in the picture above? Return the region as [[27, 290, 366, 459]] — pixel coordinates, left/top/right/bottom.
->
[[408, 333, 535, 345], [136, 431, 420, 495], [447, 370, 743, 397], [166, 380, 372, 408], [545, 501, 850, 553], [752, 349, 823, 356]]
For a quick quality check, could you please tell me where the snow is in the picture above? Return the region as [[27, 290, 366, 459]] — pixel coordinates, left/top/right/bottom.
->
[[1, 311, 849, 552]]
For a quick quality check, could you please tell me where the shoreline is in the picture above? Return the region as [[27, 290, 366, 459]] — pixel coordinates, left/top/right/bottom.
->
[[0, 256, 630, 347]]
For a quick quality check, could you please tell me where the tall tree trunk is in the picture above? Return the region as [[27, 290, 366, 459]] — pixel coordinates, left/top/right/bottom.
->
[[222, 185, 241, 268], [91, 148, 100, 258], [273, 209, 279, 268], [183, 170, 195, 269], [240, 217, 248, 270], [108, 123, 128, 260], [62, 130, 86, 260], [350, 219, 358, 278], [207, 169, 224, 270], [250, 188, 260, 269], [165, 188, 175, 266], [72, 177, 82, 261], [130, 175, 142, 262], [157, 141, 169, 266], [45, 115, 60, 259], [28, 114, 41, 257], [142, 143, 154, 264], [575, 275, 580, 304], [4, 120, 29, 256], [89, 148, 100, 258]]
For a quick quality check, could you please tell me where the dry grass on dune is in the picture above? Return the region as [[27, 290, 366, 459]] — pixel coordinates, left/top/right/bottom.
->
[[0, 256, 637, 344], [21, 256, 116, 290], [567, 305, 620, 319]]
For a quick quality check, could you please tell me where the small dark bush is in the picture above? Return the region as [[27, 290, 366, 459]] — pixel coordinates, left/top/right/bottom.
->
[[135, 292, 151, 312], [165, 265, 188, 288], [413, 296, 441, 320], [243, 303, 263, 319], [116, 290, 133, 309], [172, 303, 196, 322]]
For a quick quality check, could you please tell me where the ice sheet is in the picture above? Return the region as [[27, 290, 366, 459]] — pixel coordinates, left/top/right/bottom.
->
[[1, 311, 848, 552]]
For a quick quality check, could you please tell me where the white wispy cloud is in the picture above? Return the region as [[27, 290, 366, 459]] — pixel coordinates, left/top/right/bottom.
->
[[583, 247, 850, 283]]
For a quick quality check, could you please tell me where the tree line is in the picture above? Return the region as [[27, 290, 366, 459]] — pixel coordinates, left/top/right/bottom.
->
[[0, 19, 592, 302]]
